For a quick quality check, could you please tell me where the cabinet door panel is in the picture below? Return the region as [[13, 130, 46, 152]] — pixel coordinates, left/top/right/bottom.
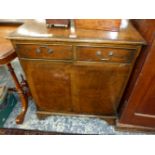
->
[[20, 60, 72, 113], [72, 62, 130, 116]]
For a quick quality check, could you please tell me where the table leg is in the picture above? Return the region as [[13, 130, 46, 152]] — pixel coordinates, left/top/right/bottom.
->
[[7, 63, 28, 124]]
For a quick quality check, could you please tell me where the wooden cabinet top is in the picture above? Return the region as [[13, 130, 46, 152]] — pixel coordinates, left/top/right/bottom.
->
[[8, 20, 145, 45]]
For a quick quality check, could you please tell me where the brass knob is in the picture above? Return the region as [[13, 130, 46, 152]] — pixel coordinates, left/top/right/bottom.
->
[[47, 48, 53, 54], [109, 51, 113, 56], [96, 51, 102, 56], [36, 48, 41, 53]]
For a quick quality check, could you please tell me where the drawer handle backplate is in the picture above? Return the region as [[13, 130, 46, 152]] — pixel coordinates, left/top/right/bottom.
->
[[96, 51, 113, 61], [36, 46, 53, 54]]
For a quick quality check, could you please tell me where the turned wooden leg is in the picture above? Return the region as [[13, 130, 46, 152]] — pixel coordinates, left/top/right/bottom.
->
[[7, 63, 28, 124]]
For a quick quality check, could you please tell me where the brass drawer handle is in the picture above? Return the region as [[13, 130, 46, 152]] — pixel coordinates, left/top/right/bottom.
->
[[96, 51, 113, 61], [36, 46, 53, 54]]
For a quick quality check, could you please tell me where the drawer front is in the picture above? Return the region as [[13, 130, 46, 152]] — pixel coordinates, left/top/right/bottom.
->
[[16, 44, 73, 60], [76, 46, 136, 63]]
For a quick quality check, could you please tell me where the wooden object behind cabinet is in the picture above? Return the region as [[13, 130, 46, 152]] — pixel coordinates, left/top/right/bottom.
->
[[118, 19, 155, 129], [74, 19, 121, 31]]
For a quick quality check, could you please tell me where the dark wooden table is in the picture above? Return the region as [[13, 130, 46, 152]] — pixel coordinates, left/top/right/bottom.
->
[[0, 25, 28, 124]]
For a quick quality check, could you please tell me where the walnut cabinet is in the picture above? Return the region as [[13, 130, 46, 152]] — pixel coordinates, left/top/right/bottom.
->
[[8, 20, 145, 123]]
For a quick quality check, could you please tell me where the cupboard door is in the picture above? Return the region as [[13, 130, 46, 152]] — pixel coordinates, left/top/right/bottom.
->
[[72, 62, 131, 116], [20, 60, 72, 113]]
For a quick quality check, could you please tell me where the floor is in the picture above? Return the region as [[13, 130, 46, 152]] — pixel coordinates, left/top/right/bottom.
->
[[0, 59, 147, 134]]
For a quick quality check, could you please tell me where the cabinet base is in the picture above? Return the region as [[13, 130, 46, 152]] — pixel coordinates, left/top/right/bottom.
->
[[36, 110, 116, 125]]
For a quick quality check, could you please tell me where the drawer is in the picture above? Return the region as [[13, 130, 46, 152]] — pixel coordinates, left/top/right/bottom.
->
[[76, 46, 136, 63], [16, 44, 73, 60]]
